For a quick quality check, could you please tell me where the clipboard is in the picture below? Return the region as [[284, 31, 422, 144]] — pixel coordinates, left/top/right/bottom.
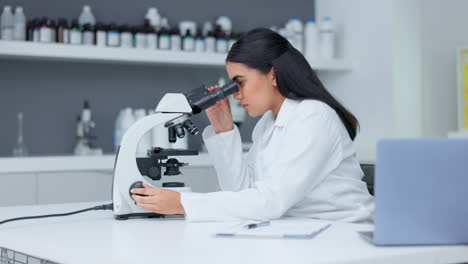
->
[[215, 220, 332, 239]]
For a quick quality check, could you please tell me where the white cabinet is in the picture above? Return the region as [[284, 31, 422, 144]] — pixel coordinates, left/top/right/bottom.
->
[[181, 166, 220, 193], [37, 171, 113, 204], [0, 173, 37, 206]]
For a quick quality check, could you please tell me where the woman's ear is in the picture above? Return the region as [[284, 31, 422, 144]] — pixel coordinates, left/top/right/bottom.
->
[[270, 67, 277, 87]]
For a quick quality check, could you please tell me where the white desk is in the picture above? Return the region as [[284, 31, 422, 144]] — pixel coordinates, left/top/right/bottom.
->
[[0, 202, 467, 264]]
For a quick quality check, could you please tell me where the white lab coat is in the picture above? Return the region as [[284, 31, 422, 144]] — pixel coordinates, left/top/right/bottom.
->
[[181, 98, 374, 222]]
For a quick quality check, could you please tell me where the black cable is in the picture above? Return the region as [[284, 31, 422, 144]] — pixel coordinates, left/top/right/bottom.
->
[[0, 203, 113, 225]]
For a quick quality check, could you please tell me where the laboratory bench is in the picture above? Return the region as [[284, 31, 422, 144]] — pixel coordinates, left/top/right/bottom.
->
[[0, 202, 467, 264]]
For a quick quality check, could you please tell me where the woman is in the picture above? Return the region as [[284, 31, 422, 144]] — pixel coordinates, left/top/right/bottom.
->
[[131, 28, 374, 222]]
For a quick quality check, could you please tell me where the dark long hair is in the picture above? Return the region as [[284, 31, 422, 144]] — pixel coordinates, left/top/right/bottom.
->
[[226, 28, 359, 140]]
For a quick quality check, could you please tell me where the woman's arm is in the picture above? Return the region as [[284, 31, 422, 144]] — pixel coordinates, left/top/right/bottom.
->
[[181, 113, 342, 221], [203, 124, 256, 191]]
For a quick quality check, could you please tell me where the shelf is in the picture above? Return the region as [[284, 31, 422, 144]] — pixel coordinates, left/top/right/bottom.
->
[[0, 153, 213, 174], [0, 40, 355, 70]]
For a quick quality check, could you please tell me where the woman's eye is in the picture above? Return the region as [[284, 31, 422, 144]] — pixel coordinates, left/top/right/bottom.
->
[[237, 81, 244, 87]]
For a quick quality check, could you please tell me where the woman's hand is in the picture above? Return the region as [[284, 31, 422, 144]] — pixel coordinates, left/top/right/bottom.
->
[[205, 85, 234, 134], [131, 183, 186, 215]]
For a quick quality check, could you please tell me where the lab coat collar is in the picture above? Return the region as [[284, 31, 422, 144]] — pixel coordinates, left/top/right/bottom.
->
[[273, 98, 301, 127]]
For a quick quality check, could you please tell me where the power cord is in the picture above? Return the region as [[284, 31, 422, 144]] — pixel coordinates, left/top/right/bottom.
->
[[0, 203, 113, 225]]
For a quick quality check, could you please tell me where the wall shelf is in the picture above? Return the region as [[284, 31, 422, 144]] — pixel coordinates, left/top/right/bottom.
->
[[0, 40, 355, 71]]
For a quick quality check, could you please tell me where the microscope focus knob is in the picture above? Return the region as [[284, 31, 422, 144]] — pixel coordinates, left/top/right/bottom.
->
[[129, 181, 147, 199]]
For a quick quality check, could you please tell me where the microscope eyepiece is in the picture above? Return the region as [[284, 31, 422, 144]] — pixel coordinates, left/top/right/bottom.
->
[[184, 81, 239, 114]]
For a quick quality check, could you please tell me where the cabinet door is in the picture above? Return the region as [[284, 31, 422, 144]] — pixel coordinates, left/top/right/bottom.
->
[[0, 173, 37, 206], [180, 166, 220, 193], [37, 171, 113, 204]]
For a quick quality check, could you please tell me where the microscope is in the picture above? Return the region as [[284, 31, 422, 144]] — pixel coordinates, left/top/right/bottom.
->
[[112, 81, 238, 220]]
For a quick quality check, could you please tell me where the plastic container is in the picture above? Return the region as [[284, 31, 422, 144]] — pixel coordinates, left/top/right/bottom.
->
[[31, 19, 40, 42], [69, 19, 82, 45], [57, 18, 70, 43], [215, 25, 227, 53], [95, 23, 107, 47], [195, 31, 205, 52], [148, 109, 170, 149], [78, 5, 95, 26], [158, 25, 170, 50], [205, 30, 216, 53], [135, 27, 146, 49], [170, 28, 181, 51], [13, 6, 26, 41], [134, 109, 152, 157], [82, 23, 94, 45], [114, 108, 135, 150], [304, 19, 319, 59], [120, 25, 133, 48], [1, 6, 14, 40], [107, 23, 120, 47], [228, 32, 238, 51], [202, 21, 213, 36], [39, 17, 54, 43], [216, 15, 232, 35], [286, 17, 304, 52], [319, 16, 335, 60], [145, 7, 161, 31], [182, 29, 194, 51], [144, 20, 157, 49]]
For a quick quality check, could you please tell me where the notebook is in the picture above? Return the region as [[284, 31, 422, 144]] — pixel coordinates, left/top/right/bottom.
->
[[215, 220, 331, 239]]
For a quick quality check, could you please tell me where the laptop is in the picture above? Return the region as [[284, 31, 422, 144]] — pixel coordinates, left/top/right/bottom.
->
[[364, 138, 468, 246]]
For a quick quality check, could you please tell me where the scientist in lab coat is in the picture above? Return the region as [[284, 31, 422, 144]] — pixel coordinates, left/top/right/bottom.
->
[[131, 28, 374, 222]]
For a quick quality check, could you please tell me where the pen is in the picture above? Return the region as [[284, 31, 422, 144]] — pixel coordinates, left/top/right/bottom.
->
[[244, 221, 270, 229]]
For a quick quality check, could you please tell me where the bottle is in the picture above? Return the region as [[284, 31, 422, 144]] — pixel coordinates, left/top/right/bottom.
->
[[319, 16, 335, 60], [135, 26, 146, 49], [228, 32, 238, 51], [56, 18, 70, 43], [1, 6, 14, 40], [202, 21, 213, 37], [158, 25, 170, 50], [115, 108, 135, 149], [144, 20, 157, 49], [69, 19, 82, 45], [214, 25, 227, 53], [215, 15, 232, 35], [195, 30, 205, 52], [170, 27, 181, 51], [82, 23, 94, 45], [12, 112, 29, 157], [182, 29, 194, 52], [50, 19, 57, 42], [13, 6, 26, 41], [145, 7, 161, 31], [32, 18, 40, 42], [95, 22, 107, 47], [148, 109, 169, 149], [286, 17, 304, 53], [78, 5, 95, 26], [304, 19, 319, 59], [133, 109, 152, 157], [39, 17, 54, 43], [120, 25, 133, 48], [107, 23, 120, 47], [205, 30, 216, 53], [26, 19, 33, 41]]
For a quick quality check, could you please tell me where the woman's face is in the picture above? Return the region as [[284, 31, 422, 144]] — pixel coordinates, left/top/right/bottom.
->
[[226, 62, 280, 117]]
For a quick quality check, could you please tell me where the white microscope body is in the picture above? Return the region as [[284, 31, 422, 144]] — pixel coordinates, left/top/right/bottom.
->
[[112, 93, 195, 220], [112, 80, 238, 220]]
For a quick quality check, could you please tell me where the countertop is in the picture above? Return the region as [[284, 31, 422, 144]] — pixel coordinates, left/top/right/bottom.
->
[[0, 202, 467, 264]]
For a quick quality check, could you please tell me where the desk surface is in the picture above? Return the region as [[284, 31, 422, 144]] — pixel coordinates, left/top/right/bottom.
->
[[0, 202, 467, 264]]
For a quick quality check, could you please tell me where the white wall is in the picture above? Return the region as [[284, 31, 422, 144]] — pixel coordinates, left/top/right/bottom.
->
[[421, 0, 468, 136], [316, 0, 401, 159], [316, 0, 467, 160]]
